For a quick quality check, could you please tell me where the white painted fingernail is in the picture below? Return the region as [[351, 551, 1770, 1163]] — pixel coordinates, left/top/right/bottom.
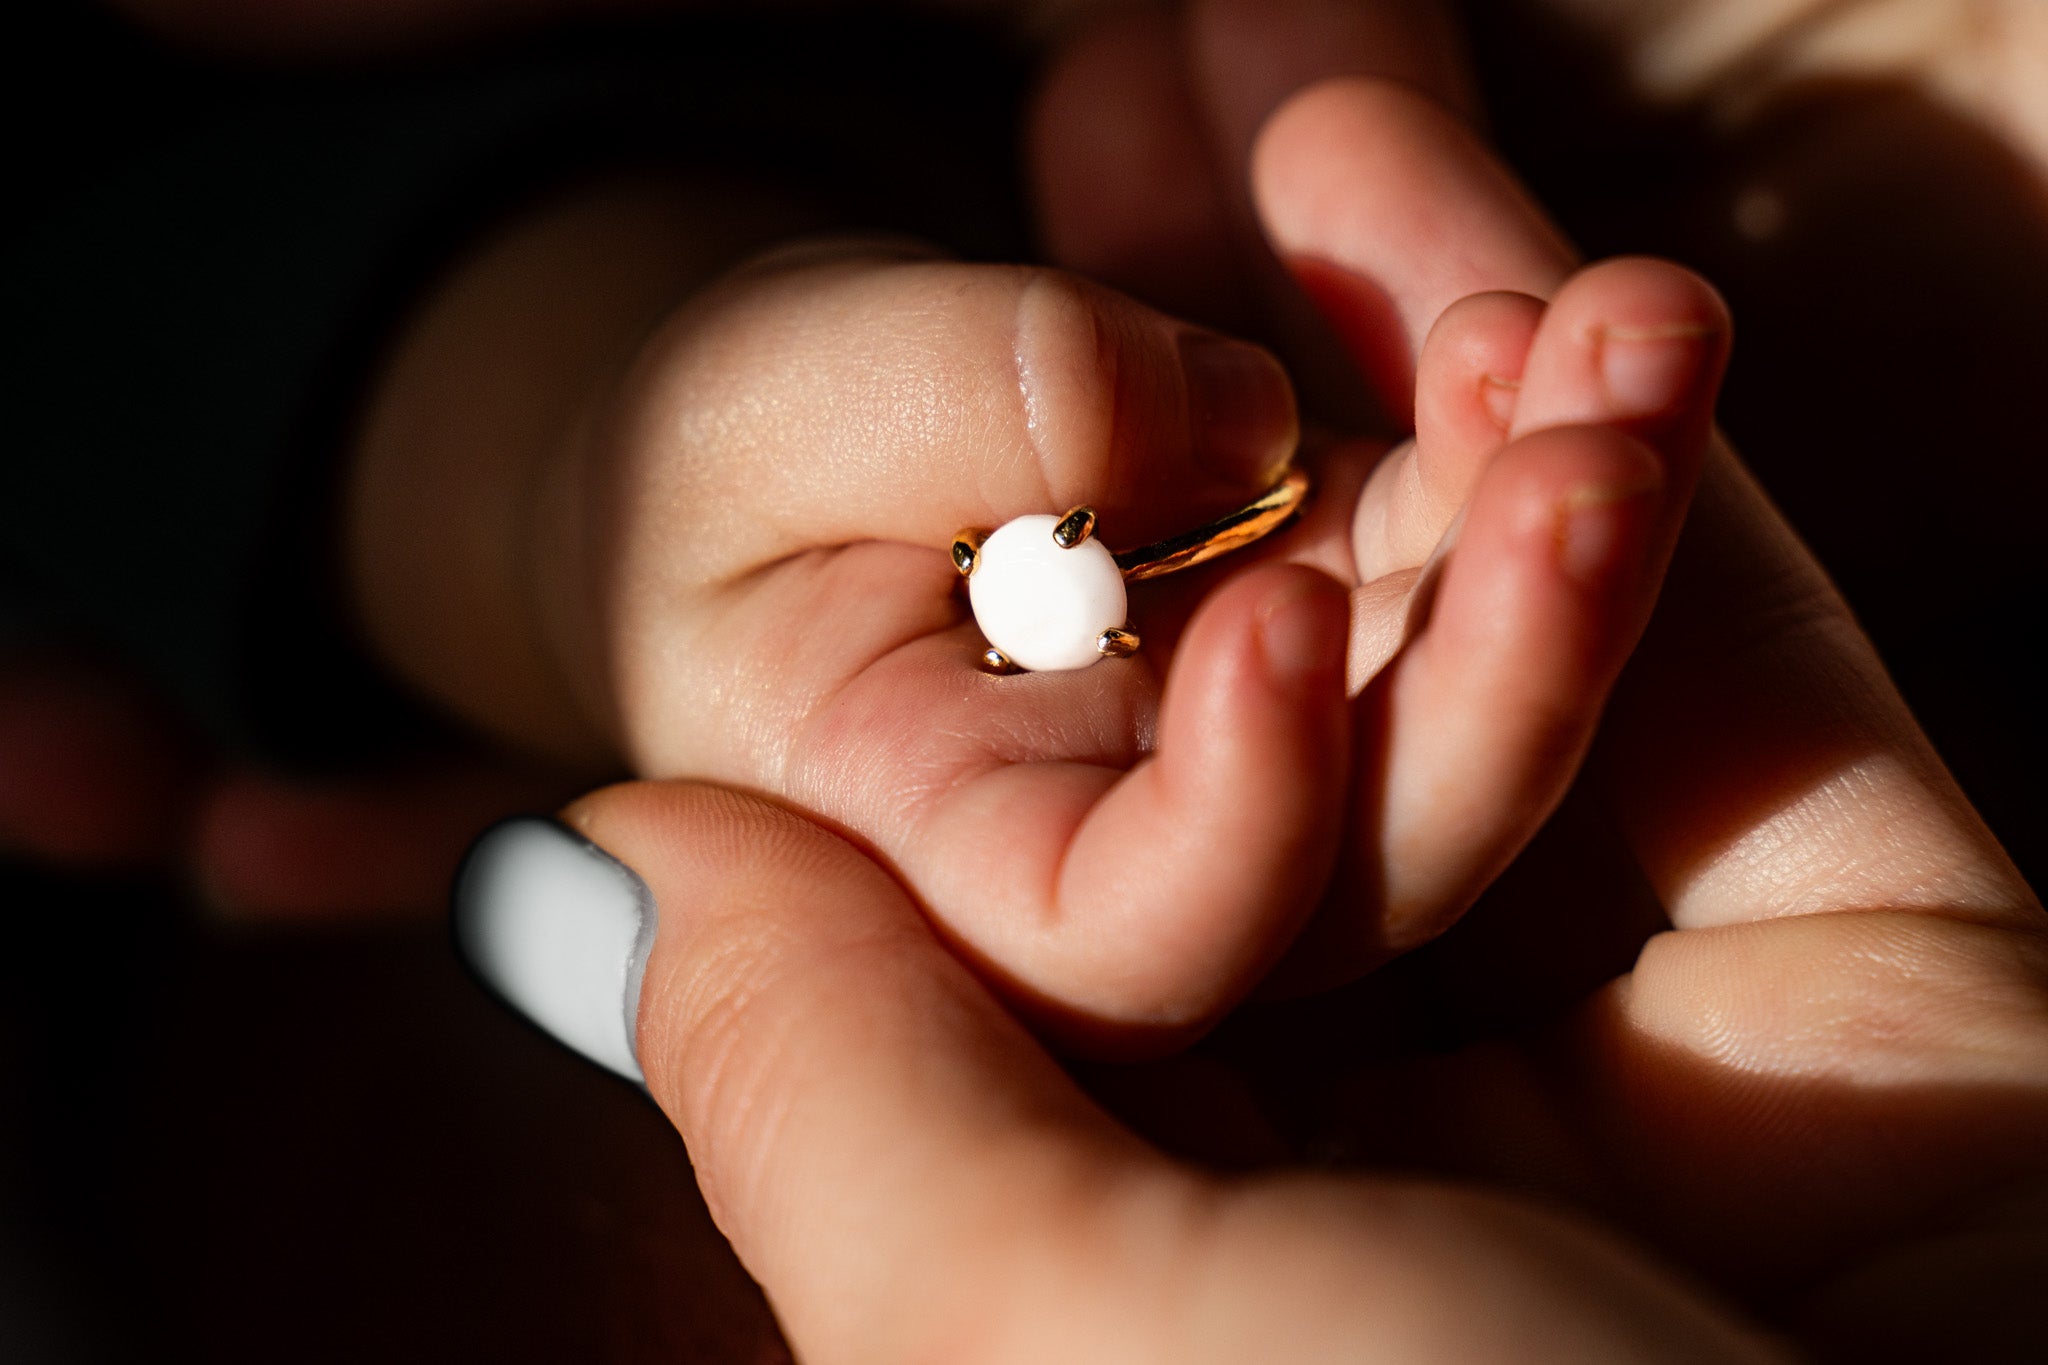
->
[[453, 818, 656, 1083]]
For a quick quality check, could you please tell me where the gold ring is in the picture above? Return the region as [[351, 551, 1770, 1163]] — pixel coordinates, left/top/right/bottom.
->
[[1110, 466, 1312, 582], [950, 467, 1313, 673]]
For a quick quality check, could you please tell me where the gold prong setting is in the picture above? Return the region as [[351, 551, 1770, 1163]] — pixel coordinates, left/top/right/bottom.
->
[[953, 470, 1308, 673], [1097, 628, 1139, 658], [1052, 505, 1097, 549], [959, 513, 1130, 672], [951, 528, 988, 577]]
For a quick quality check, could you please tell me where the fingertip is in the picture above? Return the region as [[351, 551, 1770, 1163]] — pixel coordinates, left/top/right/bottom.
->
[[1010, 271, 1297, 536], [454, 781, 869, 1092], [1491, 424, 1667, 562], [995, 562, 1352, 1040], [1250, 76, 1574, 393], [1164, 561, 1351, 731], [1177, 328, 1301, 488], [554, 777, 698, 866], [451, 813, 652, 1083], [1252, 77, 1566, 268], [1580, 256, 1733, 338], [1414, 423, 1673, 678], [1211, 2, 1480, 170], [1364, 425, 1679, 947], [1248, 562, 1353, 693], [492, 779, 1144, 1363], [1151, 561, 1353, 983], [1252, 78, 1429, 251], [1513, 257, 1733, 443], [1498, 422, 1667, 500], [1345, 289, 1549, 578], [1541, 447, 1668, 596], [1417, 291, 1546, 446]]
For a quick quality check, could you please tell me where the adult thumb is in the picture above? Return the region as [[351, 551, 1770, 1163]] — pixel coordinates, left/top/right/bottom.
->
[[453, 781, 1166, 1360], [451, 780, 1784, 1365]]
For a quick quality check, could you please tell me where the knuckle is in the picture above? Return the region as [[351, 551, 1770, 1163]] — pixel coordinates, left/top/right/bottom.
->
[[661, 921, 803, 1221]]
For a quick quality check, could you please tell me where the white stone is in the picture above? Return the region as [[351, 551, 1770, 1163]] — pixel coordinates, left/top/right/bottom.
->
[[968, 514, 1128, 671]]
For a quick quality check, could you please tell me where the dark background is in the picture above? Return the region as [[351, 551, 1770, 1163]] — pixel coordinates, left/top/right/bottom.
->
[[1, 5, 1029, 1358], [4, 2, 2043, 1359]]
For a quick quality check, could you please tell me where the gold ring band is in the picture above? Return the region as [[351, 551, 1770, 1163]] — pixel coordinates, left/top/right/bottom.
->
[[1112, 466, 1313, 581]]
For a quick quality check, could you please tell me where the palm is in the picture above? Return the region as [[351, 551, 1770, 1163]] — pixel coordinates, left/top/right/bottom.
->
[[569, 237, 1688, 1044]]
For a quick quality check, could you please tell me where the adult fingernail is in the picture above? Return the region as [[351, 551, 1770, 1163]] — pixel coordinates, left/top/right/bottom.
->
[[1595, 323, 1714, 420], [1556, 473, 1664, 588], [1257, 575, 1348, 691], [1181, 331, 1298, 485], [452, 817, 656, 1082]]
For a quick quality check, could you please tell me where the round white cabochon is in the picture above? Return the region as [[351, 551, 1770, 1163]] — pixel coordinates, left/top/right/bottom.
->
[[968, 515, 1128, 671]]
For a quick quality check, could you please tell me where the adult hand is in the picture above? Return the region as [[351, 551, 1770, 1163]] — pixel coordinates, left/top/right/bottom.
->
[[1261, 77, 2047, 1349], [465, 567, 2045, 1361], [457, 107, 2046, 1339], [460, 307, 2045, 1365], [1035, 9, 1729, 979], [446, 14, 2048, 1358], [338, 147, 1710, 1049], [463, 43, 2048, 1361], [460, 779, 1789, 1364]]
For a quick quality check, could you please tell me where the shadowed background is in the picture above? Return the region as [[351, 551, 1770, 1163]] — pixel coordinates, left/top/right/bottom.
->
[[3, 2, 2042, 1359]]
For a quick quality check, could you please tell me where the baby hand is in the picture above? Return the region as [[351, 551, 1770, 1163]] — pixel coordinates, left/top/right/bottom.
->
[[349, 194, 1353, 1046], [349, 178, 1712, 1047]]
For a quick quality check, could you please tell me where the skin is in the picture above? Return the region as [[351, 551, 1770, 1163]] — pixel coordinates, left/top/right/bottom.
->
[[4, 3, 2043, 1351], [556, 75, 2048, 1363], [578, 781, 1792, 1365], [11, 0, 2037, 926], [326, 124, 1712, 1044]]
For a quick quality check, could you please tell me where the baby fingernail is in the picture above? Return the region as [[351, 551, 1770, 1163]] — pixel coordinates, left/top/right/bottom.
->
[[1181, 332, 1298, 485], [1479, 374, 1520, 429], [1557, 474, 1664, 587], [453, 817, 657, 1083], [1258, 576, 1348, 690], [1596, 323, 1714, 420]]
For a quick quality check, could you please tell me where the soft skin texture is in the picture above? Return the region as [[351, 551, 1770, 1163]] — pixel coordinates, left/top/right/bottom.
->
[[4, 5, 1712, 1018], [3, 2, 2045, 1359], [570, 779, 1791, 1365], [547, 69, 2047, 1360], [337, 147, 1719, 1044], [1041, 58, 1739, 988], [15, 0, 2043, 947], [345, 215, 1352, 1044]]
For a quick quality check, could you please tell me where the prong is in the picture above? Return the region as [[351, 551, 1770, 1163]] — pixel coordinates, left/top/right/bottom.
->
[[981, 647, 1019, 674], [1052, 506, 1097, 549], [951, 528, 988, 577], [1097, 627, 1140, 658]]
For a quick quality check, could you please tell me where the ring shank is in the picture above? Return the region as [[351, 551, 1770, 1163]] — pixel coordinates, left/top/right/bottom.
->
[[1112, 467, 1312, 582]]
